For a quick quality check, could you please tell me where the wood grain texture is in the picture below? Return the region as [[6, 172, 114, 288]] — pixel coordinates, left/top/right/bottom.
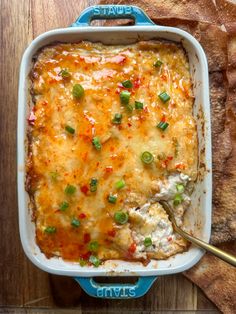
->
[[0, 0, 218, 312]]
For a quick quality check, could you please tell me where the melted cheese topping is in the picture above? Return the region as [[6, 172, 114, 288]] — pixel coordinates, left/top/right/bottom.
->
[[27, 41, 197, 264]]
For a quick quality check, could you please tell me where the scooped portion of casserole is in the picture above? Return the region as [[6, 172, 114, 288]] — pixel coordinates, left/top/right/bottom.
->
[[27, 41, 197, 266]]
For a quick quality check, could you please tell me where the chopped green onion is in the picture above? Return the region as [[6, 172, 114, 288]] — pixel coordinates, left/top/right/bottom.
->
[[154, 60, 163, 67], [115, 179, 126, 190], [72, 84, 84, 99], [90, 178, 98, 192], [71, 217, 80, 228], [59, 201, 69, 211], [88, 241, 99, 252], [112, 113, 122, 124], [65, 184, 76, 195], [92, 137, 102, 151], [121, 80, 133, 88], [65, 125, 75, 134], [59, 69, 71, 78], [158, 91, 170, 103], [79, 259, 87, 267], [176, 184, 185, 194], [89, 255, 101, 267], [114, 211, 129, 224], [173, 194, 183, 206], [135, 101, 143, 109], [157, 121, 169, 131], [108, 194, 117, 204], [144, 237, 152, 247], [50, 171, 59, 181], [120, 90, 130, 105], [44, 226, 56, 234], [141, 151, 154, 164]]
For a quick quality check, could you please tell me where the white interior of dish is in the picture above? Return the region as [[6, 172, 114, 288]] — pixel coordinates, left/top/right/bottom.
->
[[18, 26, 212, 277]]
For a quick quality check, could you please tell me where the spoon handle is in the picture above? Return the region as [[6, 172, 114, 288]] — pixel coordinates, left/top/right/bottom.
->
[[176, 227, 236, 267]]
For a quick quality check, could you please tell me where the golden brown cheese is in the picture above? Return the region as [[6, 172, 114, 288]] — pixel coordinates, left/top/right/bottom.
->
[[27, 41, 197, 264]]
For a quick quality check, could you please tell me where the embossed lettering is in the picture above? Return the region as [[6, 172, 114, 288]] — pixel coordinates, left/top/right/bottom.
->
[[125, 6, 132, 14], [116, 6, 124, 14], [129, 287, 136, 297], [97, 287, 104, 297], [108, 7, 116, 15], [94, 6, 134, 17], [104, 287, 113, 298], [113, 287, 121, 297], [93, 7, 100, 15], [96, 286, 136, 298], [119, 287, 127, 297]]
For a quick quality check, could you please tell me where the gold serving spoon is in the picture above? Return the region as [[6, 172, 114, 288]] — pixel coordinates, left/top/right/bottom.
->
[[160, 201, 236, 267]]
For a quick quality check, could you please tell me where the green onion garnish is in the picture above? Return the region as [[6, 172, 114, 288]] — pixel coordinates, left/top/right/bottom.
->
[[120, 90, 130, 105], [59, 201, 69, 211], [50, 171, 59, 181], [65, 125, 75, 134], [121, 80, 133, 88], [112, 113, 122, 124], [59, 69, 71, 78], [141, 151, 154, 164], [157, 121, 169, 131], [158, 92, 170, 103], [92, 137, 102, 150], [135, 101, 143, 109], [44, 226, 56, 234], [71, 217, 80, 228], [90, 178, 98, 192], [72, 84, 84, 99], [89, 255, 101, 267], [176, 184, 185, 194], [173, 194, 183, 206], [114, 211, 129, 225], [65, 184, 76, 195], [154, 60, 163, 67], [115, 179, 126, 190], [144, 237, 152, 247], [108, 194, 117, 204], [88, 241, 99, 252]]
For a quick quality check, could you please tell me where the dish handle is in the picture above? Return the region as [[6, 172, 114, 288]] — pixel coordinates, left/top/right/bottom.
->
[[71, 5, 155, 27], [74, 276, 157, 299]]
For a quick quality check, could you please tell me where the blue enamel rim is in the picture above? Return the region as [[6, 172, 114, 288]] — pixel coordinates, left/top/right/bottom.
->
[[71, 4, 156, 299]]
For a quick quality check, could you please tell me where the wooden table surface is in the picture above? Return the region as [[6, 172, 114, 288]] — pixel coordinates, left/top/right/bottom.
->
[[0, 0, 219, 313]]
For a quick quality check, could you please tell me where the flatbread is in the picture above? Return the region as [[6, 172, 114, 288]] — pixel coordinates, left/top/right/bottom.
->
[[100, 0, 219, 23], [210, 70, 236, 244], [211, 23, 236, 243], [198, 24, 228, 72], [216, 0, 236, 25], [185, 241, 236, 314]]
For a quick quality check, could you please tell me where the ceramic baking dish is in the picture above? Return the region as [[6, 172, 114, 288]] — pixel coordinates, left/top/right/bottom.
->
[[17, 5, 212, 299]]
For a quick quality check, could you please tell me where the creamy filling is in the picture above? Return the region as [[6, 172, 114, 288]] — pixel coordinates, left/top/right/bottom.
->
[[152, 173, 191, 226], [128, 173, 191, 258]]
